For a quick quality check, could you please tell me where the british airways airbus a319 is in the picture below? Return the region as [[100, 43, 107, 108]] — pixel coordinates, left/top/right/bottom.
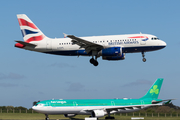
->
[[15, 14, 166, 66]]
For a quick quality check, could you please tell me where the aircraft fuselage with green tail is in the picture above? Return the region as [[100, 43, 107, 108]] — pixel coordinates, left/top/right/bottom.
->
[[32, 78, 173, 120]]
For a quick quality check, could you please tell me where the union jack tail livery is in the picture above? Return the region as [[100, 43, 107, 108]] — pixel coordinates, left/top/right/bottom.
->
[[17, 14, 46, 43]]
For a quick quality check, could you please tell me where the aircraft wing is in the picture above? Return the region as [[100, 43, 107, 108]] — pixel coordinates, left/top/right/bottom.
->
[[15, 41, 37, 47], [83, 104, 162, 112], [64, 33, 104, 53], [105, 104, 162, 111]]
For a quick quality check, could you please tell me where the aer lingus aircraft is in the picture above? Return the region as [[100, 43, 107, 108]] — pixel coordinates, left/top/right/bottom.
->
[[15, 14, 166, 66], [32, 78, 173, 120]]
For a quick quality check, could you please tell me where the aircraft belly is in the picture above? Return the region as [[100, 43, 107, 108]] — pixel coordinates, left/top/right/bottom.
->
[[123, 46, 166, 53], [34, 106, 82, 115]]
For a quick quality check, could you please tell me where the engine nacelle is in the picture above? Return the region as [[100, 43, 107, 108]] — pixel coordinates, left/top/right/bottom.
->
[[101, 47, 122, 56], [64, 114, 76, 118], [102, 53, 125, 60], [92, 110, 106, 118]]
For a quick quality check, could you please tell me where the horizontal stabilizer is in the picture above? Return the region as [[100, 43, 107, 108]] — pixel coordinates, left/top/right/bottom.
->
[[152, 99, 176, 104], [15, 41, 37, 47], [15, 41, 37, 48]]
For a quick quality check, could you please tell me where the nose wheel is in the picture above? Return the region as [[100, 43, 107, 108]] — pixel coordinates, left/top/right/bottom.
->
[[142, 51, 146, 62], [45, 114, 49, 120]]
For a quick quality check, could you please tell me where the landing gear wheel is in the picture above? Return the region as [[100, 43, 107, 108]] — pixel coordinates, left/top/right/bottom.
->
[[45, 114, 49, 120], [143, 58, 146, 62], [105, 116, 115, 119], [93, 60, 98, 66], [90, 58, 94, 64], [89, 58, 99, 66]]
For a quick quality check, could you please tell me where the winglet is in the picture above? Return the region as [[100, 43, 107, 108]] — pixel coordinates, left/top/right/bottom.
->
[[63, 33, 68, 38]]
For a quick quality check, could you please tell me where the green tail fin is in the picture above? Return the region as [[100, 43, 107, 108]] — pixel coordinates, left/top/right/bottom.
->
[[141, 78, 164, 99]]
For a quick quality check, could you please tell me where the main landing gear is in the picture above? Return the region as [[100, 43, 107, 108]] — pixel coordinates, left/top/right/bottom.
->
[[142, 51, 146, 62], [90, 58, 98, 66], [45, 114, 49, 120], [90, 51, 99, 66], [105, 113, 115, 119], [105, 116, 115, 119], [105, 111, 115, 119]]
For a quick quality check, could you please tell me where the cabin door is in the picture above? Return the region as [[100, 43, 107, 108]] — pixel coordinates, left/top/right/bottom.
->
[[46, 40, 52, 50], [111, 101, 115, 106], [73, 102, 78, 106], [141, 100, 144, 105], [140, 37, 146, 45]]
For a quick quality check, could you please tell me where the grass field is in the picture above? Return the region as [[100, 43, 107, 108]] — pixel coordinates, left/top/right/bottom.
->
[[0, 113, 180, 120]]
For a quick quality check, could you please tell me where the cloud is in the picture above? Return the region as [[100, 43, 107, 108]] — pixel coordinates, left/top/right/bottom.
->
[[66, 82, 85, 92], [50, 63, 76, 68], [0, 83, 18, 87], [0, 72, 25, 80], [122, 79, 152, 87]]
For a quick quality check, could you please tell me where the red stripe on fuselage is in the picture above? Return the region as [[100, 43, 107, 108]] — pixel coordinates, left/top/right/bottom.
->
[[18, 18, 38, 29], [128, 36, 147, 38], [26, 35, 44, 43]]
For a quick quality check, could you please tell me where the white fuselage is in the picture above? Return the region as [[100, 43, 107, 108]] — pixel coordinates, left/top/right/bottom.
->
[[23, 34, 166, 56]]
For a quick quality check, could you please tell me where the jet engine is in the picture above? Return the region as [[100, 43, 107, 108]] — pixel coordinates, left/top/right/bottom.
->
[[101, 47, 122, 56], [99, 47, 125, 60], [64, 114, 76, 117], [91, 110, 106, 118]]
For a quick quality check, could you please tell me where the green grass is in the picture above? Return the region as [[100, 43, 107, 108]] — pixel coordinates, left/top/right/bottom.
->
[[0, 113, 180, 120]]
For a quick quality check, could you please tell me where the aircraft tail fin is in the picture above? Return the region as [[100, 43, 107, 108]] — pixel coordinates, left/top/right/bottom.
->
[[17, 14, 47, 43], [141, 78, 163, 99]]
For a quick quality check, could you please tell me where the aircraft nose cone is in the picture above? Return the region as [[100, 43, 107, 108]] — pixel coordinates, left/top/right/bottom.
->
[[162, 41, 167, 47], [32, 106, 37, 110]]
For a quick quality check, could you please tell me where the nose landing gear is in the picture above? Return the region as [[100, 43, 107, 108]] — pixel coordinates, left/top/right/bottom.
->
[[142, 51, 146, 62], [45, 114, 49, 120]]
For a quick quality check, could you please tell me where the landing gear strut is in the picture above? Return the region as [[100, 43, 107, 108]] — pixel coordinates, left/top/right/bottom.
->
[[142, 51, 146, 62], [105, 113, 115, 119], [90, 51, 99, 66], [45, 114, 49, 120]]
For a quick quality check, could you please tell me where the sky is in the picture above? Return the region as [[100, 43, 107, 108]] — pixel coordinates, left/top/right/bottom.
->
[[0, 1, 180, 109]]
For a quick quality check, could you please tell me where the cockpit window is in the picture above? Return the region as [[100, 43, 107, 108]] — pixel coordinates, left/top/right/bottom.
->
[[37, 104, 45, 106], [151, 37, 159, 40]]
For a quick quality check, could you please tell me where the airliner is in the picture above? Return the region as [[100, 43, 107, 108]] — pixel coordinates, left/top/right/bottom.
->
[[32, 78, 173, 120], [15, 14, 166, 66]]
